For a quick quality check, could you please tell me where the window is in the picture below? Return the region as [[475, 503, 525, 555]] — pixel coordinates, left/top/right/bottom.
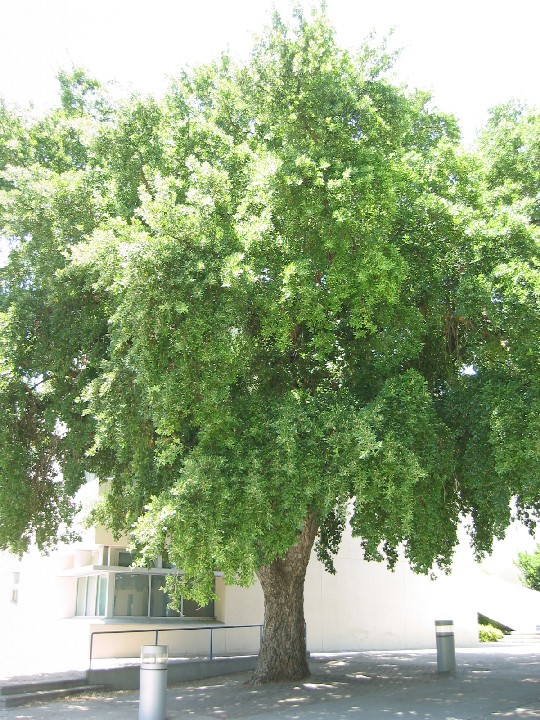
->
[[182, 596, 215, 618], [87, 575, 98, 613], [10, 572, 20, 605], [112, 573, 214, 618], [105, 548, 175, 570], [97, 574, 107, 615], [117, 551, 134, 567], [149, 575, 180, 617], [113, 573, 149, 617], [76, 577, 87, 616], [75, 574, 108, 616], [74, 567, 215, 619]]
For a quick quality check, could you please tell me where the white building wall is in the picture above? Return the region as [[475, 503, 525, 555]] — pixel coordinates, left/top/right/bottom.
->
[[1, 496, 539, 673], [303, 527, 479, 652], [216, 527, 481, 653], [480, 520, 539, 585], [215, 576, 264, 626], [184, 518, 540, 653]]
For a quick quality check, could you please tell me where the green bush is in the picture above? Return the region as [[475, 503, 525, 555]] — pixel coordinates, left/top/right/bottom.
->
[[479, 623, 504, 642], [516, 545, 540, 591]]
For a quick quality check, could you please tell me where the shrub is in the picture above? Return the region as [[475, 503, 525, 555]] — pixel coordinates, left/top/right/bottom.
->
[[516, 545, 540, 591], [479, 623, 504, 642]]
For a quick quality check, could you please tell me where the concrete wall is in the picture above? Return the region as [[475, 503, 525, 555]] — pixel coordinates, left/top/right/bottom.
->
[[480, 520, 539, 585], [215, 528, 480, 654], [7, 550, 76, 620], [212, 519, 538, 652], [468, 574, 540, 632], [87, 656, 258, 691], [215, 576, 264, 626], [213, 576, 264, 655], [304, 533, 478, 651]]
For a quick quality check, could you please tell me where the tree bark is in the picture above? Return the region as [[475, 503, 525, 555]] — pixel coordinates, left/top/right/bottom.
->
[[250, 512, 319, 684]]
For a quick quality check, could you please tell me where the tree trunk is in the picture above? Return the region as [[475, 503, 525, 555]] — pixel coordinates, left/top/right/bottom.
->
[[250, 513, 319, 684]]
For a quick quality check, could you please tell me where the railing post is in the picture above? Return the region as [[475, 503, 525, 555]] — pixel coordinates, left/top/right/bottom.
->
[[155, 629, 159, 645], [210, 628, 213, 660]]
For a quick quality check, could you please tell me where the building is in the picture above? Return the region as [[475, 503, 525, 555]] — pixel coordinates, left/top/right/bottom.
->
[[0, 474, 538, 676]]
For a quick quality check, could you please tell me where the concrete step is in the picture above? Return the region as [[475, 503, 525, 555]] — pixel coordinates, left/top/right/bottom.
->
[[0, 676, 86, 696], [0, 679, 111, 708], [500, 632, 540, 644]]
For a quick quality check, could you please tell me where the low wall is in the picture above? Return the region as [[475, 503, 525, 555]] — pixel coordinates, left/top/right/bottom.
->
[[87, 655, 258, 690], [89, 623, 262, 660]]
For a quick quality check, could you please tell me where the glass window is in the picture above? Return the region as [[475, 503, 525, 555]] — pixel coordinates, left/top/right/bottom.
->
[[102, 572, 216, 619], [76, 577, 87, 616], [117, 551, 133, 567], [150, 575, 180, 618], [97, 574, 107, 616], [160, 552, 176, 569], [113, 573, 149, 617], [182, 597, 215, 618], [11, 572, 20, 605], [75, 574, 107, 617], [86, 575, 98, 615]]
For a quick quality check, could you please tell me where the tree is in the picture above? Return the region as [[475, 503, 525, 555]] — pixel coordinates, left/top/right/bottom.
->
[[1, 8, 540, 683], [516, 545, 540, 592]]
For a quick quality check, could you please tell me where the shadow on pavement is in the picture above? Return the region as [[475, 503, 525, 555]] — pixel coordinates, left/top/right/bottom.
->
[[1, 647, 539, 718]]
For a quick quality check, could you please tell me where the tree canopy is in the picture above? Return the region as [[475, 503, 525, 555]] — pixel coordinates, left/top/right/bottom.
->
[[516, 544, 540, 592], [1, 7, 540, 682]]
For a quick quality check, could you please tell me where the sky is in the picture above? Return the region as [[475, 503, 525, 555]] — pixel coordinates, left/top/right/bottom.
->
[[1, 0, 540, 145]]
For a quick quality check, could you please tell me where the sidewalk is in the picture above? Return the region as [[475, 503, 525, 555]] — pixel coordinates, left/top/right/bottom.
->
[[0, 644, 539, 719]]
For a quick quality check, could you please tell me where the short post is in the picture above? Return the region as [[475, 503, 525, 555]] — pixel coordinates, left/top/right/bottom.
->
[[435, 620, 456, 674], [139, 645, 168, 720]]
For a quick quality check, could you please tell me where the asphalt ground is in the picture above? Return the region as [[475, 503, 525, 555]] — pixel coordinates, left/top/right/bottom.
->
[[1, 645, 539, 719]]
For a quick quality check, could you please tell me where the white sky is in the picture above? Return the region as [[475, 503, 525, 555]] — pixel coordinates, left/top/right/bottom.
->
[[2, 0, 537, 268], [0, 0, 539, 143]]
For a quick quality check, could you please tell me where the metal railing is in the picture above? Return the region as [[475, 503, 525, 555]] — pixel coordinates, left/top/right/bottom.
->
[[89, 623, 263, 668]]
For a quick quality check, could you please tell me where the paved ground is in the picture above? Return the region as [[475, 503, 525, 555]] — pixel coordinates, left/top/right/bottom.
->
[[1, 645, 539, 719]]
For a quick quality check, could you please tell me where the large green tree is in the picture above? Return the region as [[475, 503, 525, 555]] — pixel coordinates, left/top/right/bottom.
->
[[1, 9, 540, 682]]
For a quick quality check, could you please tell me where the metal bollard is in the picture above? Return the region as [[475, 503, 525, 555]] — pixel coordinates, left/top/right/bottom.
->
[[435, 620, 456, 674], [139, 645, 168, 720]]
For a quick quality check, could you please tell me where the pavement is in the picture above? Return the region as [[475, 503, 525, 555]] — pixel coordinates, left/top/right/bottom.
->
[[0, 644, 539, 719]]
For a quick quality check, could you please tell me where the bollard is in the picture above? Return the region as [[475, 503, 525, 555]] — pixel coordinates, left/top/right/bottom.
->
[[139, 645, 168, 720], [435, 620, 456, 674]]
